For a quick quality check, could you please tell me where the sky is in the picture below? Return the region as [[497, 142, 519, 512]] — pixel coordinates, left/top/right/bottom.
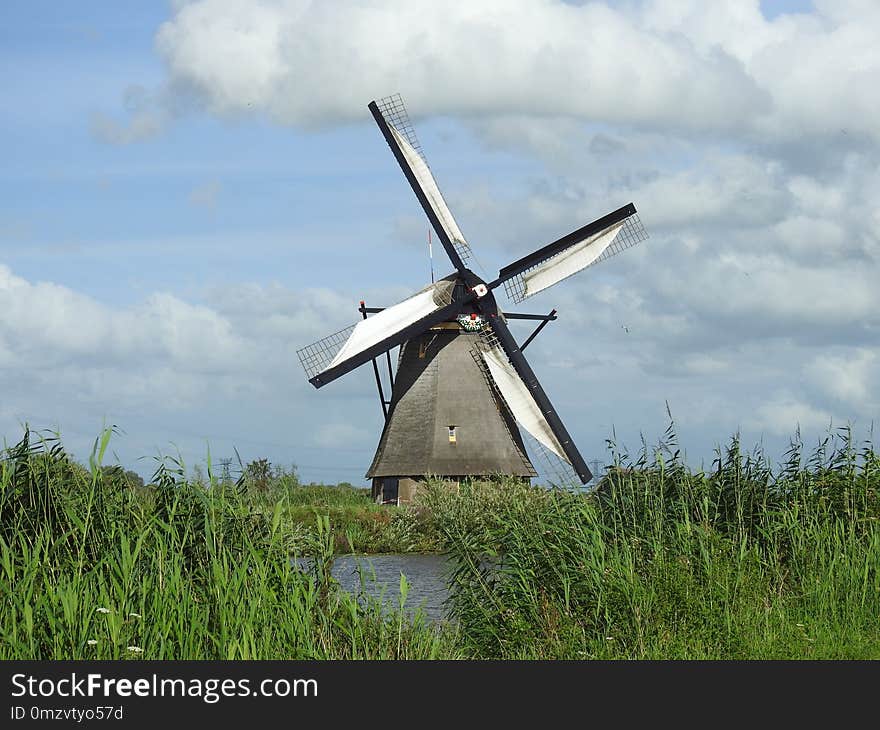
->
[[1, 0, 877, 485]]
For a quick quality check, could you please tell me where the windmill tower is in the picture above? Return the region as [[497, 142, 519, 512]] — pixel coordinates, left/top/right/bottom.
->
[[297, 95, 647, 503]]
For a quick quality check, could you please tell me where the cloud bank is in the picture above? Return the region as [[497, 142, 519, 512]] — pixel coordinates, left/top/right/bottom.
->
[[151, 0, 879, 146], [17, 0, 879, 478]]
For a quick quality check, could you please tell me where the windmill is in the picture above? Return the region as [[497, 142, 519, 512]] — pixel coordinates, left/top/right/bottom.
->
[[297, 95, 647, 503]]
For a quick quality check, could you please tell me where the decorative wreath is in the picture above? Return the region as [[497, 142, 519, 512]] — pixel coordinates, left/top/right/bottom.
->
[[456, 314, 484, 332]]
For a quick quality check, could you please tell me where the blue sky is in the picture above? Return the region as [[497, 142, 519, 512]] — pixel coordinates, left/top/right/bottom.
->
[[1, 0, 876, 485]]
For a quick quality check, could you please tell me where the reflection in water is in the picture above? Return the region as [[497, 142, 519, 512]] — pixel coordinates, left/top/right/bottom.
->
[[296, 554, 452, 623]]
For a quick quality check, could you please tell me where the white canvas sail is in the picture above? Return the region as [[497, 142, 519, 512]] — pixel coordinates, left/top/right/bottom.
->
[[521, 222, 624, 300], [480, 345, 568, 462], [387, 124, 470, 256], [325, 288, 441, 372]]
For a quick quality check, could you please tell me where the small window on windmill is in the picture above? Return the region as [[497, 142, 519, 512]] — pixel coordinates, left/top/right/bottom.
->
[[448, 425, 457, 443]]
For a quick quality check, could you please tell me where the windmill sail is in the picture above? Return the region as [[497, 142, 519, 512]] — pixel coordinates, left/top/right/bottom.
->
[[295, 94, 653, 498], [517, 222, 624, 300], [387, 124, 470, 260], [298, 279, 458, 388], [370, 95, 472, 269], [328, 289, 439, 369], [497, 203, 647, 304], [479, 343, 567, 461], [479, 314, 593, 483]]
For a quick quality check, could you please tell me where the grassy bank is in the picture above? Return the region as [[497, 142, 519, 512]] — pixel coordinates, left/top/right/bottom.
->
[[257, 481, 439, 554], [1, 425, 878, 659], [421, 427, 880, 658], [0, 429, 453, 660]]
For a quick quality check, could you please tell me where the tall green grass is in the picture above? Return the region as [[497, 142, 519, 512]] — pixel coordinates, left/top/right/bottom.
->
[[190, 464, 437, 555], [3, 423, 878, 659], [277, 484, 437, 554], [420, 425, 880, 658], [0, 428, 452, 660]]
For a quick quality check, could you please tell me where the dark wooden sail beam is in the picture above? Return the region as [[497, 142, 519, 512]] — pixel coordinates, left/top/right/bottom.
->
[[369, 100, 467, 273], [486, 313, 592, 484], [520, 309, 557, 352], [359, 301, 389, 421], [489, 203, 637, 289], [360, 306, 556, 321]]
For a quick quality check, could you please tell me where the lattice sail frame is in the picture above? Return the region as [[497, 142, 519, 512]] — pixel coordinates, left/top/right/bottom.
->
[[521, 430, 583, 490], [502, 213, 648, 304], [297, 323, 358, 381], [470, 323, 582, 489], [375, 94, 424, 162], [375, 94, 472, 265], [296, 282, 454, 381]]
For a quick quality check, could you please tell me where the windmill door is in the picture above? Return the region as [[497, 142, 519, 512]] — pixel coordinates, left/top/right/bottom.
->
[[382, 477, 399, 504]]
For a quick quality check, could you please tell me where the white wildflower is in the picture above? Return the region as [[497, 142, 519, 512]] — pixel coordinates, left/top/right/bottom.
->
[[87, 640, 97, 646], [96, 607, 111, 614], [127, 646, 143, 654]]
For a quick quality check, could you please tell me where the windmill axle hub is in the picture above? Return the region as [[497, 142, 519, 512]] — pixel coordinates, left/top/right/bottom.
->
[[297, 94, 649, 499]]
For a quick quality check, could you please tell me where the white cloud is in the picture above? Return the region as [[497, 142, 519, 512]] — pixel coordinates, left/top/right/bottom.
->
[[90, 85, 168, 145], [154, 0, 765, 130], [91, 110, 165, 146], [0, 264, 330, 410], [642, 0, 880, 142], [0, 262, 391, 479], [746, 393, 833, 436], [19, 0, 880, 479], [627, 153, 789, 229], [149, 0, 880, 146], [313, 422, 371, 449], [804, 349, 878, 408]]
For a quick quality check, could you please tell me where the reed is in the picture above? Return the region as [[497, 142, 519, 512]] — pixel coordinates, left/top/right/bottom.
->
[[3, 421, 877, 659], [422, 424, 880, 658], [0, 427, 452, 660]]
